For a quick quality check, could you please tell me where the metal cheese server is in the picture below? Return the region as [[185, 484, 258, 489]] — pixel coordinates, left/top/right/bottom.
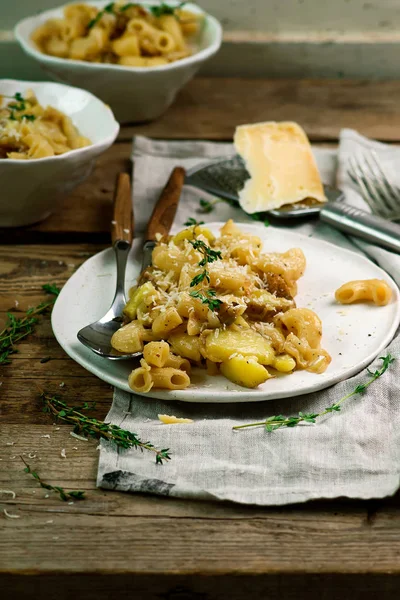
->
[[77, 167, 185, 360], [186, 155, 400, 254]]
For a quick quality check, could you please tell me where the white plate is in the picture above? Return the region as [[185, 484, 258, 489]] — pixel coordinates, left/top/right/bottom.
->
[[52, 222, 400, 403]]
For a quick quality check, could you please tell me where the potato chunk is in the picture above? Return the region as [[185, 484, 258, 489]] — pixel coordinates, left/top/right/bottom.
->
[[123, 282, 156, 321], [221, 356, 271, 388], [204, 328, 275, 365]]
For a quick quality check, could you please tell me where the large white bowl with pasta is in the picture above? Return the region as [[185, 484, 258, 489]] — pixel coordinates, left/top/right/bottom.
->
[[15, 1, 222, 123], [0, 79, 119, 227]]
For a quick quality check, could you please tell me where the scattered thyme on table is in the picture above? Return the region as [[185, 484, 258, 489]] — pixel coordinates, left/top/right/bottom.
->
[[41, 393, 171, 465], [21, 457, 85, 502], [0, 284, 60, 365], [233, 354, 395, 432]]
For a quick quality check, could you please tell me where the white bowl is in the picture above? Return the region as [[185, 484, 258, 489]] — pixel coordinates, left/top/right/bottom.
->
[[15, 1, 223, 123], [0, 79, 119, 227]]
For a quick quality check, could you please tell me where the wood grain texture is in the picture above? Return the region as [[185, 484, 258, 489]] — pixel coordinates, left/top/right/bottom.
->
[[145, 166, 185, 241], [1, 426, 400, 577], [2, 80, 400, 594], [120, 78, 400, 142], [111, 173, 133, 245]]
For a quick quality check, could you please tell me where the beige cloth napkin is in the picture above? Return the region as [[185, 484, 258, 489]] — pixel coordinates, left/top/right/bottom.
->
[[97, 133, 400, 505]]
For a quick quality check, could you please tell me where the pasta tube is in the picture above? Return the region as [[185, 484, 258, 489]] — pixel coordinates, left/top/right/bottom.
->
[[335, 279, 392, 306]]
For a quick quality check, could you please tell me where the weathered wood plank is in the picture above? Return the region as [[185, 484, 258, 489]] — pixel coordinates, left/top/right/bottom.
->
[[120, 78, 400, 143], [0, 424, 400, 578]]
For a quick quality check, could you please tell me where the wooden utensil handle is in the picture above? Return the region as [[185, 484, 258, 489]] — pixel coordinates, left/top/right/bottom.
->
[[145, 166, 185, 241], [111, 172, 133, 245]]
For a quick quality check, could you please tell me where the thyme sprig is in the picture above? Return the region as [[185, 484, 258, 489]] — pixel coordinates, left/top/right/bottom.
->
[[189, 239, 222, 270], [87, 2, 116, 29], [149, 2, 186, 17], [190, 289, 222, 312], [0, 284, 60, 365], [233, 354, 395, 432], [184, 217, 204, 227], [87, 2, 185, 29], [2, 92, 36, 121], [188, 238, 222, 311], [21, 457, 85, 502], [41, 393, 171, 465]]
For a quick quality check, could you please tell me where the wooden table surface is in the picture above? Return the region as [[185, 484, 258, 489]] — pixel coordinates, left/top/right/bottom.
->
[[2, 78, 400, 599]]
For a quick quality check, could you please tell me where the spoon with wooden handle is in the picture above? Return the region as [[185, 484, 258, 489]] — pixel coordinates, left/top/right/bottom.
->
[[77, 166, 185, 360]]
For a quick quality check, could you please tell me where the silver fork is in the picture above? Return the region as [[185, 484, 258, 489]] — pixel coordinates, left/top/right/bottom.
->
[[348, 151, 400, 220]]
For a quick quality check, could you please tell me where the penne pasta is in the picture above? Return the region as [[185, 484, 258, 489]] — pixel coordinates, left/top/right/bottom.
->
[[143, 341, 170, 368], [335, 279, 392, 306], [32, 3, 198, 67], [150, 367, 190, 390], [128, 360, 153, 393], [0, 90, 90, 160]]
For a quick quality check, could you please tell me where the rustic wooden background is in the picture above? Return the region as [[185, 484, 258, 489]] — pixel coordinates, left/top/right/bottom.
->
[[2, 78, 400, 599]]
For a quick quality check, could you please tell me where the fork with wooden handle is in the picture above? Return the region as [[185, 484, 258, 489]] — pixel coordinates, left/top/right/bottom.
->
[[77, 166, 185, 360]]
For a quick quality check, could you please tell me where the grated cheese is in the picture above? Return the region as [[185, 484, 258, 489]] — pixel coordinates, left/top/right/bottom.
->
[[3, 508, 20, 519], [0, 489, 16, 499]]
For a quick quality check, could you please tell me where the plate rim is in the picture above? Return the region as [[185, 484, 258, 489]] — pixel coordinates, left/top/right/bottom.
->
[[52, 222, 400, 403]]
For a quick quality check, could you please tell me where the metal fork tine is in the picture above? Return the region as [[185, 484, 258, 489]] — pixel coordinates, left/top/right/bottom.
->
[[348, 156, 384, 215], [368, 151, 400, 211], [361, 153, 395, 215]]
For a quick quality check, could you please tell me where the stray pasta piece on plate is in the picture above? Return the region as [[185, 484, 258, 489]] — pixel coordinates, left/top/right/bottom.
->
[[0, 90, 90, 159], [117, 220, 332, 392], [31, 2, 202, 67], [335, 279, 392, 306]]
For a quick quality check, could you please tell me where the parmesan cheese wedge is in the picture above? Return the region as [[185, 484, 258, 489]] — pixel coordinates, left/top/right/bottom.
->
[[234, 121, 326, 213], [158, 414, 194, 424]]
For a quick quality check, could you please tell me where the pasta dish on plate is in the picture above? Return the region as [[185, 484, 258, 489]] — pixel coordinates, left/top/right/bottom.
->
[[0, 90, 90, 159], [111, 220, 333, 392], [32, 3, 202, 67]]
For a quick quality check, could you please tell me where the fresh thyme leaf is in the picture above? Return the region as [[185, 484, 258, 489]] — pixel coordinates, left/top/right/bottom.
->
[[120, 2, 136, 11], [199, 198, 216, 213], [41, 393, 171, 465], [250, 212, 270, 227], [87, 2, 115, 29], [188, 235, 222, 310], [0, 284, 60, 366], [149, 2, 186, 18], [189, 239, 222, 264], [42, 283, 61, 296], [233, 354, 395, 432], [190, 289, 222, 311], [184, 217, 205, 227], [190, 271, 209, 287], [21, 457, 85, 502]]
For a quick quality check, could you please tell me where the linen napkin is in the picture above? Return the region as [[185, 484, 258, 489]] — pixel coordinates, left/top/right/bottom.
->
[[97, 132, 400, 505]]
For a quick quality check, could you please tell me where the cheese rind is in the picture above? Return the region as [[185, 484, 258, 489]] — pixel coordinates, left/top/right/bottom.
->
[[234, 121, 326, 213]]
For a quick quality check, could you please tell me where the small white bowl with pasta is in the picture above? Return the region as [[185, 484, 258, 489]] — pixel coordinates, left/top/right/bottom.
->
[[15, 1, 222, 123], [0, 79, 119, 227]]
